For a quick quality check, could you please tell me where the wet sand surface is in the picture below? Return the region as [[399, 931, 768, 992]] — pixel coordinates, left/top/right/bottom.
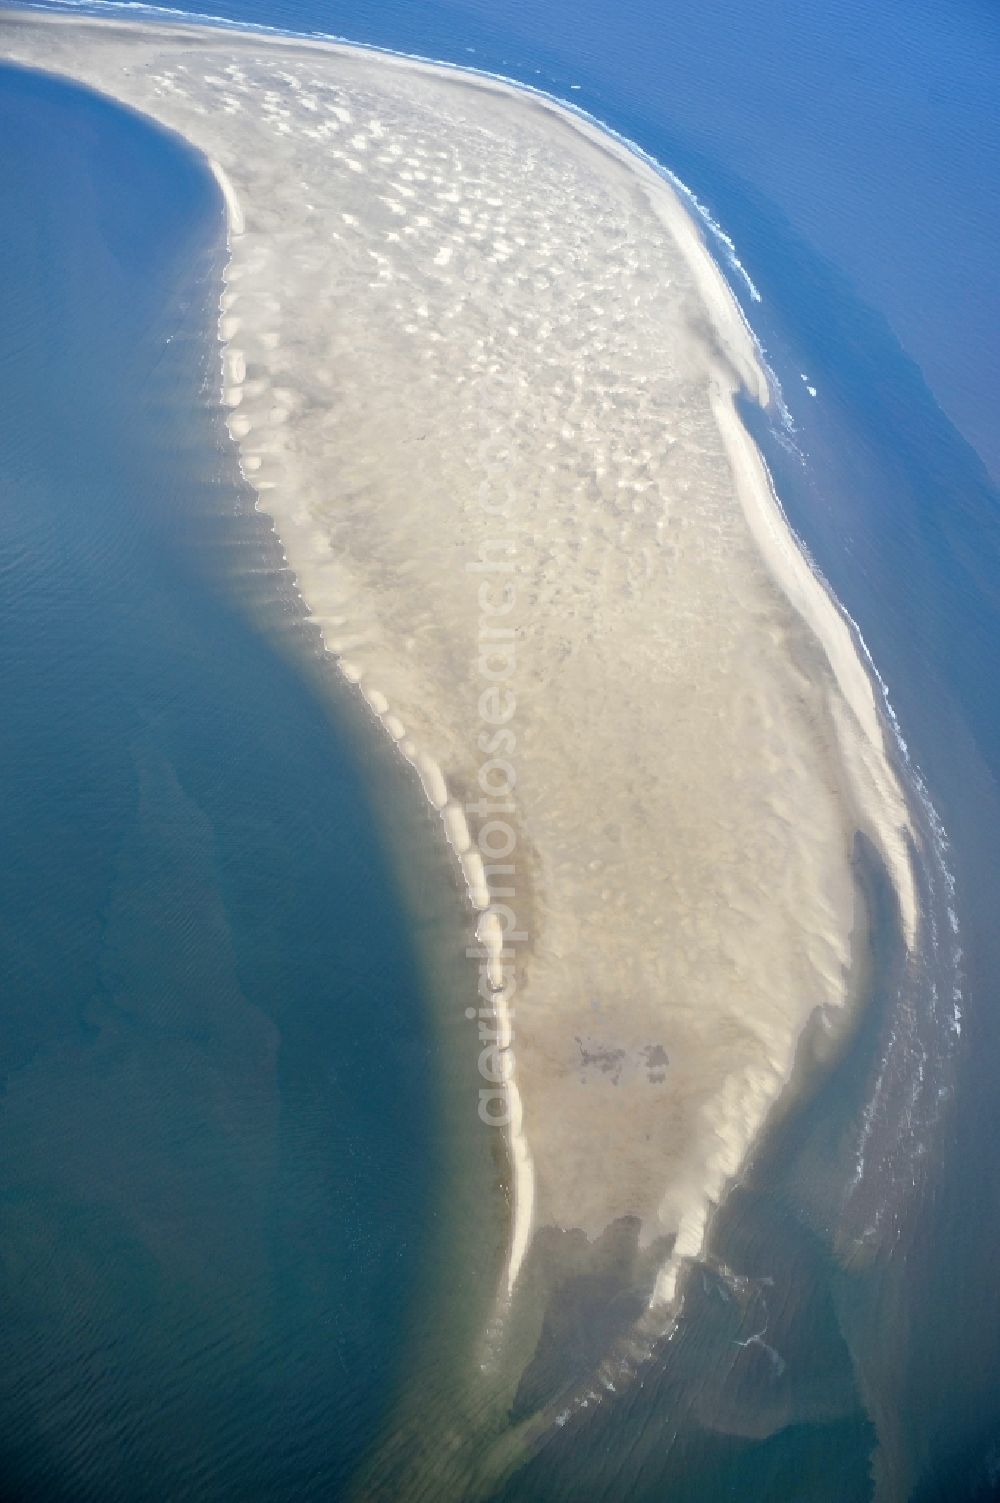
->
[[0, 8, 921, 1478]]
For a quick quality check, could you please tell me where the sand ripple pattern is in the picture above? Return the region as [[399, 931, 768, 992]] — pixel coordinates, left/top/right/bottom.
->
[[0, 12, 919, 1343]]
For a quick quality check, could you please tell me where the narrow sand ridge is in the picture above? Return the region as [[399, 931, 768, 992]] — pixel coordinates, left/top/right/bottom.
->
[[0, 10, 918, 1327]]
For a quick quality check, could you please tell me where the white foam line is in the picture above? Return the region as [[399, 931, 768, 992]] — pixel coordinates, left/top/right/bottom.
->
[[477, 910, 535, 1298], [208, 156, 244, 235]]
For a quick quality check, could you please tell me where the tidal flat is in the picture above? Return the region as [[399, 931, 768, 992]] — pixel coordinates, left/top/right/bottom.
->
[[0, 9, 927, 1494]]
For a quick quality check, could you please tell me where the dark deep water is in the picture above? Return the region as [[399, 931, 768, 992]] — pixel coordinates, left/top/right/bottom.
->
[[2, 0, 1000, 1499], [0, 62, 438, 1501]]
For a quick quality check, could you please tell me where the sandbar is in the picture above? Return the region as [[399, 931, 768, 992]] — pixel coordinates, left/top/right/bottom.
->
[[0, 2, 921, 1451]]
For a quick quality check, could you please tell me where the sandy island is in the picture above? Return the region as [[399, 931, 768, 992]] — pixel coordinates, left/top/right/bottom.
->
[[0, 6, 921, 1484]]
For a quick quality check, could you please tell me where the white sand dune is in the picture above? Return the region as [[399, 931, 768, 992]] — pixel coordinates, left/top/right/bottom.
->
[[0, 2, 919, 1405]]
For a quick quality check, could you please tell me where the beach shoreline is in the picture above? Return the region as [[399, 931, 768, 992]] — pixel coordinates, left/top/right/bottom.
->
[[0, 4, 926, 1452]]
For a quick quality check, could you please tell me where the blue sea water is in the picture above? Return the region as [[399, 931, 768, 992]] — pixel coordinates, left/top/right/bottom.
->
[[0, 60, 444, 1501], [1, 0, 1000, 1499]]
